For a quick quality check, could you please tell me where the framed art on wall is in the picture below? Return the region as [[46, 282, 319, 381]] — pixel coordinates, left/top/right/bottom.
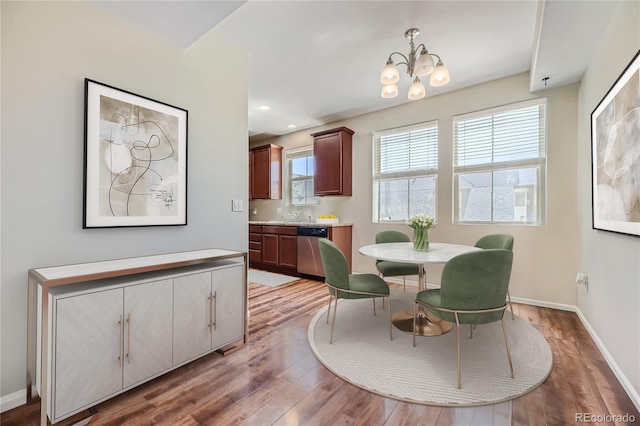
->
[[83, 79, 188, 228], [591, 49, 640, 237]]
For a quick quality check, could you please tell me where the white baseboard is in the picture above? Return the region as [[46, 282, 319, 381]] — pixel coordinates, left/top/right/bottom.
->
[[1, 388, 27, 413], [574, 307, 640, 413]]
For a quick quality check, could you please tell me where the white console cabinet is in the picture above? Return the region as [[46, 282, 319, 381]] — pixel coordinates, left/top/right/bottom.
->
[[27, 249, 247, 425]]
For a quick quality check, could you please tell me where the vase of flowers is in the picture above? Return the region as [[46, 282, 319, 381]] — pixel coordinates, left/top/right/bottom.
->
[[407, 214, 436, 251]]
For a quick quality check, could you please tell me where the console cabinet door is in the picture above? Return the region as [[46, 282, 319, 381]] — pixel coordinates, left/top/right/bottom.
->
[[211, 265, 244, 349], [123, 279, 173, 388], [53, 288, 124, 420], [173, 271, 213, 365]]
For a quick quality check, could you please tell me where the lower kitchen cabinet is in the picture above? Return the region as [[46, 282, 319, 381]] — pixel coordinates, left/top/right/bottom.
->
[[261, 225, 297, 272], [40, 259, 245, 424]]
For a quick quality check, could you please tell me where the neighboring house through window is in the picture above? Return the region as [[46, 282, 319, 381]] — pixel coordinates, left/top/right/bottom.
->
[[372, 122, 438, 223], [453, 99, 547, 224], [288, 147, 319, 206]]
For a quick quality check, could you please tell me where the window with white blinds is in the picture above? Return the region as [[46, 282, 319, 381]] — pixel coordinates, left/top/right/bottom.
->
[[453, 99, 547, 224], [287, 147, 319, 206], [373, 122, 438, 223]]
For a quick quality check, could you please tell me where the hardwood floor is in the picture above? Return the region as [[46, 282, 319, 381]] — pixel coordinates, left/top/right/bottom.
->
[[2, 278, 638, 425]]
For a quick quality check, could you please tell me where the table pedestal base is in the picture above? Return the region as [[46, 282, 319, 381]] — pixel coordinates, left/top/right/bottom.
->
[[392, 309, 454, 336]]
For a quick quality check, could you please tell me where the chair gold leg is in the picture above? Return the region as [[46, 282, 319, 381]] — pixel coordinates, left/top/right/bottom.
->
[[501, 317, 515, 378], [372, 298, 377, 316], [412, 302, 417, 347], [469, 324, 473, 339], [455, 313, 462, 389], [403, 276, 406, 292], [388, 296, 393, 341], [330, 296, 339, 344], [507, 290, 515, 320], [326, 293, 333, 324]]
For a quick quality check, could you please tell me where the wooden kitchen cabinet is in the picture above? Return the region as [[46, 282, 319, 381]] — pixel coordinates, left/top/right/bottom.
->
[[248, 224, 262, 265], [250, 144, 283, 200], [311, 126, 354, 196], [261, 225, 297, 272]]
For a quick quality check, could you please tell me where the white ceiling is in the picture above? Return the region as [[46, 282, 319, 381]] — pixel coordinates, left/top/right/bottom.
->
[[96, 0, 620, 143]]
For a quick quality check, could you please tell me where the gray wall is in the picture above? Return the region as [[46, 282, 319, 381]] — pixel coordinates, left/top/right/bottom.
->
[[1, 2, 248, 398], [251, 73, 580, 308], [577, 1, 640, 402]]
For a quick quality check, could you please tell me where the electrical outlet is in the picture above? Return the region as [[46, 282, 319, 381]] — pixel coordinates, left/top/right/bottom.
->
[[277, 207, 282, 213], [576, 272, 588, 291]]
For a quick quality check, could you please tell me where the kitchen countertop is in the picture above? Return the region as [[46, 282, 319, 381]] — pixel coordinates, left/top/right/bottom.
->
[[249, 221, 352, 227]]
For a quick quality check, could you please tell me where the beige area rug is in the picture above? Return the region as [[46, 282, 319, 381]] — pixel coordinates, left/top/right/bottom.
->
[[308, 288, 552, 406], [248, 269, 299, 287]]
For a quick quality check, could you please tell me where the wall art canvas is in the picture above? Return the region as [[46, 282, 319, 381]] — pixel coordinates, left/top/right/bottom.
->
[[591, 50, 640, 237], [84, 79, 188, 228]]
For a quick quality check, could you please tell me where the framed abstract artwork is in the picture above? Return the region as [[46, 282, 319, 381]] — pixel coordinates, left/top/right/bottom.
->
[[591, 49, 640, 237], [83, 79, 188, 228]]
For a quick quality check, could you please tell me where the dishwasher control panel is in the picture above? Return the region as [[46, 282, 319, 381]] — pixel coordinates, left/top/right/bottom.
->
[[296, 226, 328, 237]]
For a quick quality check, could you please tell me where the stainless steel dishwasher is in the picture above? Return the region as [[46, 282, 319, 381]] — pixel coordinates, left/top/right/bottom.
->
[[296, 226, 329, 276]]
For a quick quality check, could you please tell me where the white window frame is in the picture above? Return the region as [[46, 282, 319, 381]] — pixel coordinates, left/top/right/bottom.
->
[[453, 99, 547, 225], [372, 121, 439, 223], [286, 146, 319, 207]]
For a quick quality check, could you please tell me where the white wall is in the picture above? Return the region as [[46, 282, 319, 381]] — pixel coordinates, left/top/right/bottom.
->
[[0, 2, 248, 399], [577, 1, 640, 402], [251, 72, 580, 307]]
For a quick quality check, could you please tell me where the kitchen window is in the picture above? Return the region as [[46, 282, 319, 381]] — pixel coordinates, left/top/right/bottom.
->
[[287, 148, 319, 206], [372, 121, 438, 223], [453, 99, 547, 224]]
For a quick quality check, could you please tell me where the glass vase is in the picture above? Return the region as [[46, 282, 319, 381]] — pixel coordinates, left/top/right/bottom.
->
[[413, 227, 430, 251]]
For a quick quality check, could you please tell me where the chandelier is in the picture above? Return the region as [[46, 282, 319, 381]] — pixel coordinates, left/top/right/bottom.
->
[[380, 28, 450, 100]]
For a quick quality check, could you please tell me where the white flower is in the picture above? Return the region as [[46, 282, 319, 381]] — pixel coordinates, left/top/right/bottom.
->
[[407, 214, 436, 230]]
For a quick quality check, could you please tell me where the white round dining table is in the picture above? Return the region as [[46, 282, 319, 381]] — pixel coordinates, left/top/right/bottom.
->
[[358, 242, 480, 336]]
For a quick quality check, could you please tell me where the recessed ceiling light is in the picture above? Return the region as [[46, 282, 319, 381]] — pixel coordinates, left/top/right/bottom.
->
[[258, 105, 270, 111], [287, 124, 297, 129]]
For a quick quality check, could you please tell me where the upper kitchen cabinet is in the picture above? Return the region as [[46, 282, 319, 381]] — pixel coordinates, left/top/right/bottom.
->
[[250, 144, 283, 200], [311, 127, 354, 196]]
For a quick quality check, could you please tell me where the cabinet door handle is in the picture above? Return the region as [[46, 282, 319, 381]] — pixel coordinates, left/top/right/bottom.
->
[[118, 315, 123, 368], [126, 313, 131, 364], [208, 292, 213, 331], [212, 291, 217, 331]]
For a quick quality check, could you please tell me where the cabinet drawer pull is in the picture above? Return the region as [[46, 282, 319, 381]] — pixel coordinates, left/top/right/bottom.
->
[[118, 315, 123, 368], [126, 313, 131, 364]]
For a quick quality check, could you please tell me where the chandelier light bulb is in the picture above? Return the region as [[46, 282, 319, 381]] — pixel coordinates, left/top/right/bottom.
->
[[430, 60, 450, 87], [408, 77, 426, 100], [414, 49, 435, 76], [380, 60, 400, 85], [381, 84, 399, 99]]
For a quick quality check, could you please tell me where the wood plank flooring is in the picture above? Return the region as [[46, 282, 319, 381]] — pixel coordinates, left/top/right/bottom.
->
[[2, 278, 638, 425]]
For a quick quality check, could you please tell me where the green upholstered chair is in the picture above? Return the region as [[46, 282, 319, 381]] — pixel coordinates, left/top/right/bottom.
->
[[375, 231, 420, 292], [318, 238, 392, 344], [475, 234, 515, 319], [413, 249, 514, 389]]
